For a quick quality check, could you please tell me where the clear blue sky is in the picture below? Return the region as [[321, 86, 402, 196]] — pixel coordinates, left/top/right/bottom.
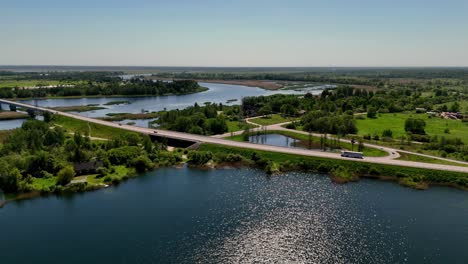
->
[[1, 0, 467, 67]]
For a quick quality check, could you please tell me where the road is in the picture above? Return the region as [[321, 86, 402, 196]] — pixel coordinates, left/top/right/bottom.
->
[[1, 98, 467, 174]]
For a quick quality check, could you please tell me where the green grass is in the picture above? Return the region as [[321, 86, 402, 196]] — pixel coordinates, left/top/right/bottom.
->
[[226, 120, 255, 132], [356, 113, 468, 143], [435, 101, 468, 113], [248, 114, 298, 126], [0, 80, 63, 88], [29, 177, 57, 190], [87, 166, 133, 185], [396, 152, 468, 167], [53, 115, 136, 139], [227, 130, 388, 157]]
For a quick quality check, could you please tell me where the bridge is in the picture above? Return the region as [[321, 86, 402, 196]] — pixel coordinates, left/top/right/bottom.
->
[[1, 98, 468, 174]]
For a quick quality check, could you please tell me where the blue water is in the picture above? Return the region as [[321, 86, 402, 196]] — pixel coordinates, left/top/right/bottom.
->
[[249, 133, 305, 149], [0, 82, 317, 130], [18, 82, 311, 118], [1, 166, 467, 263]]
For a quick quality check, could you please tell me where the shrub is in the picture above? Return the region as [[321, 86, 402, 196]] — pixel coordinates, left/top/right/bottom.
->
[[187, 151, 213, 165], [131, 155, 154, 172], [56, 166, 75, 186], [96, 167, 108, 177], [108, 146, 142, 165]]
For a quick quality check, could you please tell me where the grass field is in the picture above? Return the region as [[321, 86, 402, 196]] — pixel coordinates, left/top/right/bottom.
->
[[227, 129, 388, 157], [30, 177, 57, 190], [53, 115, 136, 139], [396, 152, 468, 167], [435, 101, 468, 113], [226, 120, 255, 132], [0, 80, 63, 88], [356, 113, 468, 143], [248, 114, 298, 126]]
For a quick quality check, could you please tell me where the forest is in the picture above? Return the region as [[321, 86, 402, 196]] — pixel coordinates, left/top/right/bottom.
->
[[0, 117, 180, 193], [0, 79, 204, 98]]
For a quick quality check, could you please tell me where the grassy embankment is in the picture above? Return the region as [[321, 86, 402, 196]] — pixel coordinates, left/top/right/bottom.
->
[[198, 144, 468, 190], [248, 114, 299, 126], [396, 152, 468, 167], [226, 120, 256, 133], [0, 111, 29, 120], [53, 115, 136, 139], [227, 129, 388, 157]]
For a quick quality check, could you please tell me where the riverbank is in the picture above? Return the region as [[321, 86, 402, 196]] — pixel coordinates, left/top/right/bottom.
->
[[99, 112, 158, 122], [51, 105, 107, 112], [197, 79, 283, 90], [197, 143, 468, 190], [6, 86, 209, 101], [0, 111, 29, 120]]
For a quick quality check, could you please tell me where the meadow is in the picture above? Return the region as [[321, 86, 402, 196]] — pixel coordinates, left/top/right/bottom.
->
[[356, 113, 468, 143], [248, 114, 299, 126]]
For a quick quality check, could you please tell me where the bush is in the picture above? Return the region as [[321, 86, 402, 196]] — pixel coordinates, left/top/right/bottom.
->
[[96, 167, 108, 177], [108, 146, 142, 165], [187, 151, 213, 165], [285, 122, 296, 129], [131, 155, 154, 172], [56, 166, 75, 186]]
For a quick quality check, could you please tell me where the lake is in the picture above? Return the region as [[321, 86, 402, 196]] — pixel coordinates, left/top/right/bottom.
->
[[1, 166, 467, 263], [0, 82, 325, 130], [249, 133, 306, 149]]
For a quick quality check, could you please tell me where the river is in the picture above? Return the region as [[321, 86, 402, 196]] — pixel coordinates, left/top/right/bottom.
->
[[1, 166, 467, 263], [0, 82, 325, 130]]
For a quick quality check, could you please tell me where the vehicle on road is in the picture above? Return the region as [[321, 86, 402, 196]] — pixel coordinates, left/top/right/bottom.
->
[[341, 151, 364, 159]]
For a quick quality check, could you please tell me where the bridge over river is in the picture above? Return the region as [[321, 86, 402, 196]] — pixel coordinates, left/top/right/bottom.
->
[[1, 98, 467, 174]]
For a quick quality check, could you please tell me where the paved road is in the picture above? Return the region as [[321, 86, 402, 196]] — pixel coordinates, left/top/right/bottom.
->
[[2, 99, 467, 174]]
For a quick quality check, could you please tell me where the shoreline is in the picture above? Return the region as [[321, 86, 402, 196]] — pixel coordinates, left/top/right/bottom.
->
[[3, 160, 467, 208], [5, 86, 209, 101]]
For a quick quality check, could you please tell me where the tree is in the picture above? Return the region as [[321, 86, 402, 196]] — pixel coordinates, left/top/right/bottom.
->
[[405, 118, 426, 135], [131, 155, 154, 172], [259, 105, 272, 117], [0, 160, 21, 192], [26, 109, 36, 118], [382, 129, 393, 138], [358, 140, 364, 152], [367, 107, 377, 118], [56, 166, 75, 186], [351, 137, 356, 151], [450, 102, 460, 113], [43, 111, 52, 123]]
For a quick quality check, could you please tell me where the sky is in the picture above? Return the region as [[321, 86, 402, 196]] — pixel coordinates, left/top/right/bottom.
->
[[1, 0, 467, 67]]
